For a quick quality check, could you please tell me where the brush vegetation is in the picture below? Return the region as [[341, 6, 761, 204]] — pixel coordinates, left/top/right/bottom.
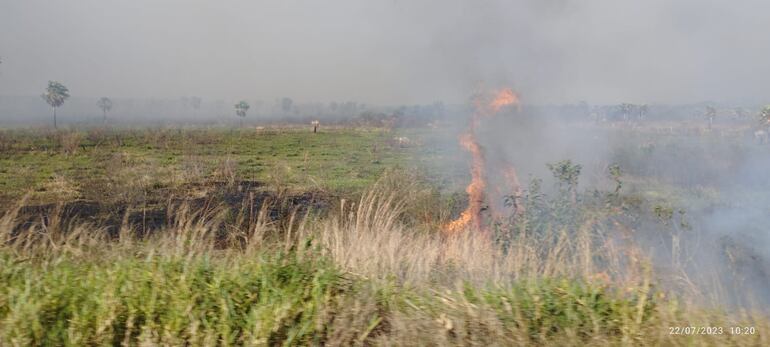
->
[[0, 126, 767, 346]]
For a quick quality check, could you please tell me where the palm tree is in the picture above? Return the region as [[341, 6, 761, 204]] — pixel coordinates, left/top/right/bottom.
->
[[41, 81, 70, 129], [97, 97, 113, 123], [234, 100, 250, 127]]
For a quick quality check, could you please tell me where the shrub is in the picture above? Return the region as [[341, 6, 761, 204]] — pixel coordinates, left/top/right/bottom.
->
[[58, 131, 83, 155]]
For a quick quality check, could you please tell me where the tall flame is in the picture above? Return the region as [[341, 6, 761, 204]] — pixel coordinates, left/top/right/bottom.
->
[[445, 88, 522, 234]]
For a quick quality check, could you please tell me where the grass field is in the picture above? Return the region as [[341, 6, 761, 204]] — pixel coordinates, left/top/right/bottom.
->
[[0, 126, 428, 203], [0, 123, 768, 346]]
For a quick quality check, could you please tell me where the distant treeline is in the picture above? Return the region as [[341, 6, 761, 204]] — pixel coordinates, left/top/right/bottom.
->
[[0, 95, 766, 127]]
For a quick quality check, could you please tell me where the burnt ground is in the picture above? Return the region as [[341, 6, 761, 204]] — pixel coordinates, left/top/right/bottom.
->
[[8, 180, 334, 238]]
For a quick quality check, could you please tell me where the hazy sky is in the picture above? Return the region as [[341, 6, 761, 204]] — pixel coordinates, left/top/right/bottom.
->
[[1, 0, 768, 105]]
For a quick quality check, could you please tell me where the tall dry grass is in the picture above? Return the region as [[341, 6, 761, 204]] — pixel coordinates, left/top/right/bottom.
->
[[300, 177, 647, 288], [0, 176, 768, 346]]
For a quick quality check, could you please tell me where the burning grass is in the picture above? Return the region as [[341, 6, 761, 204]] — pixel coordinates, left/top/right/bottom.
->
[[0, 173, 767, 346], [445, 88, 523, 234], [1, 123, 769, 345]]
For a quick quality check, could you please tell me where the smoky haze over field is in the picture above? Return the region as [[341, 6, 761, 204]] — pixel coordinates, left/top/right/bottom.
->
[[1, 0, 770, 107], [0, 0, 769, 314]]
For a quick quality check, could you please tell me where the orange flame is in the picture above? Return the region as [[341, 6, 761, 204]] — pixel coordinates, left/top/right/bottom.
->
[[489, 88, 520, 113], [444, 88, 522, 235], [446, 133, 487, 233]]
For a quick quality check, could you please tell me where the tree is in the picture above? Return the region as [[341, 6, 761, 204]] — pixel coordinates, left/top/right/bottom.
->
[[608, 164, 623, 198], [547, 159, 582, 205], [234, 100, 250, 127], [96, 97, 113, 123], [41, 81, 70, 129], [704, 106, 717, 130]]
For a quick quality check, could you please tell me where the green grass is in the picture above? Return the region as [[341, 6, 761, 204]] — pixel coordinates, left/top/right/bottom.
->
[[1, 245, 765, 346], [1, 125, 768, 345], [0, 249, 658, 346], [0, 127, 431, 205], [0, 250, 342, 346]]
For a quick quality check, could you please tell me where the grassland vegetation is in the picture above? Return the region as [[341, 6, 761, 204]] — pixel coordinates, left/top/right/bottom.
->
[[0, 124, 768, 345]]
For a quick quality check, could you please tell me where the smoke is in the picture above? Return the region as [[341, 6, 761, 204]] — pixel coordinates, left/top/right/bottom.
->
[[471, 104, 770, 308], [1, 0, 770, 105], [0, 0, 768, 308]]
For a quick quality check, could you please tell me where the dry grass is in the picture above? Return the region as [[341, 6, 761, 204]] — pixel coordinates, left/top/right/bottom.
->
[[0, 176, 768, 346], [300, 177, 640, 287], [57, 130, 83, 155]]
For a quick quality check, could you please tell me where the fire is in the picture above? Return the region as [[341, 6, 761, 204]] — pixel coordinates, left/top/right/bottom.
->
[[446, 132, 486, 233], [444, 88, 522, 235], [489, 88, 520, 113]]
